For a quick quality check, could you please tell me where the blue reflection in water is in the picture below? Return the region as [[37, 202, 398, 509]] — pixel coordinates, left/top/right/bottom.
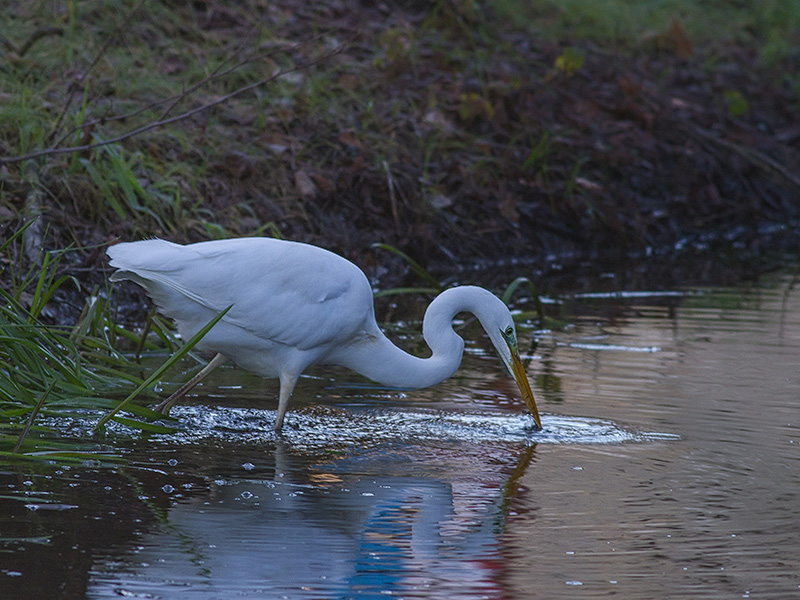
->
[[88, 474, 505, 599], [351, 494, 420, 595]]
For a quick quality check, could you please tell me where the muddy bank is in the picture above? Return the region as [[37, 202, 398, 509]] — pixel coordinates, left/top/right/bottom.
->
[[1, 1, 798, 307]]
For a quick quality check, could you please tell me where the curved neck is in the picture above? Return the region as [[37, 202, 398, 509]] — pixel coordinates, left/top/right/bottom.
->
[[330, 287, 497, 389]]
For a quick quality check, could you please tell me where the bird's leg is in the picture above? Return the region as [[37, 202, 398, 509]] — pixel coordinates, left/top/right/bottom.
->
[[274, 372, 299, 432], [155, 353, 227, 415]]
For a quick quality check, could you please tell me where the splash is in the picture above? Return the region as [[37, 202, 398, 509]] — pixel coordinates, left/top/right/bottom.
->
[[158, 405, 679, 448]]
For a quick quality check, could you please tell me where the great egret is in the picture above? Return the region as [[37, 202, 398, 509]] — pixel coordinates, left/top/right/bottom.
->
[[107, 238, 542, 432]]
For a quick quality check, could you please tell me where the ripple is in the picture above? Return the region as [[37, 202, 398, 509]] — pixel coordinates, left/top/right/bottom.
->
[[565, 342, 662, 352], [572, 290, 701, 299], [158, 405, 679, 447]]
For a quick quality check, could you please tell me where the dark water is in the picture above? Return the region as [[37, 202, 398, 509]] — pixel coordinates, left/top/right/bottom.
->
[[2, 271, 799, 599]]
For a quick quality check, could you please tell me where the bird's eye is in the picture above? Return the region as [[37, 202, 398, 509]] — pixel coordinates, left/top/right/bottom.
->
[[504, 326, 513, 337]]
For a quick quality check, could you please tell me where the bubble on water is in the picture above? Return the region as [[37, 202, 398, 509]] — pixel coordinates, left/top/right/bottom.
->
[[152, 405, 678, 449]]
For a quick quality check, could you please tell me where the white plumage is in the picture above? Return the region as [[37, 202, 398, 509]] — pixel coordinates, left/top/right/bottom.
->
[[108, 237, 542, 431]]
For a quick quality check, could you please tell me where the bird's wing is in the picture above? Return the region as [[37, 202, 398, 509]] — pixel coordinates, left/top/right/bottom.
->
[[108, 238, 374, 350]]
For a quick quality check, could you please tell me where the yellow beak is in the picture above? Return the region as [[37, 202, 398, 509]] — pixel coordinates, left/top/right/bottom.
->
[[508, 342, 543, 431]]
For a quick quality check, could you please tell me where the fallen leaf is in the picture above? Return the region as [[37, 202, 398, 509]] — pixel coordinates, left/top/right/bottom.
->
[[294, 170, 318, 198], [499, 194, 519, 222], [668, 19, 692, 58], [310, 172, 335, 194], [163, 56, 186, 75], [574, 177, 603, 193], [430, 193, 453, 209], [338, 132, 362, 148], [618, 76, 642, 97], [458, 93, 494, 122], [337, 73, 360, 91], [422, 108, 456, 133], [224, 151, 255, 179]]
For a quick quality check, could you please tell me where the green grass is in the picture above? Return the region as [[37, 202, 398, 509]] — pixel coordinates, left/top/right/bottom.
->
[[494, 0, 800, 64], [0, 224, 234, 462]]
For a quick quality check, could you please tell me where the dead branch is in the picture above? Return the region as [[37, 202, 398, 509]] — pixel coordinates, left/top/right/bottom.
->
[[47, 40, 303, 153], [1, 43, 346, 165], [18, 27, 65, 57], [0, 27, 64, 57], [22, 163, 45, 267], [690, 126, 800, 190]]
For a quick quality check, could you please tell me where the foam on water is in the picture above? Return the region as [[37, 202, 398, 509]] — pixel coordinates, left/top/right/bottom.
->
[[158, 405, 679, 448]]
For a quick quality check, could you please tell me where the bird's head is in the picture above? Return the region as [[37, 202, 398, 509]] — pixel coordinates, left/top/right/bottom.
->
[[483, 306, 543, 431]]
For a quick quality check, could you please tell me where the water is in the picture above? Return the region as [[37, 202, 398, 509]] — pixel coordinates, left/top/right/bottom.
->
[[2, 271, 799, 599]]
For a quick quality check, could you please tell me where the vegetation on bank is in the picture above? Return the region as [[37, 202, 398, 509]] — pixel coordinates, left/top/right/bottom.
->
[[2, 0, 799, 274]]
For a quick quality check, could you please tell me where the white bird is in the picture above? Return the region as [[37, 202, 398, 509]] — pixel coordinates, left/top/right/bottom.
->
[[107, 237, 542, 432]]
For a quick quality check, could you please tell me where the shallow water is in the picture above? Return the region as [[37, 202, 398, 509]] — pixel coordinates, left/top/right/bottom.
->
[[2, 271, 800, 599]]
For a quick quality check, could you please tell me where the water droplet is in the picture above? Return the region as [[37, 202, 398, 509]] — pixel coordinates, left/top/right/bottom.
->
[[241, 491, 253, 499], [162, 485, 174, 494], [242, 462, 255, 471]]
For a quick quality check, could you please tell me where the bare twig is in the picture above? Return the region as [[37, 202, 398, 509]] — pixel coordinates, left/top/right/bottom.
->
[[383, 160, 400, 228], [2, 43, 345, 165], [18, 27, 65, 57], [690, 126, 800, 190], [22, 164, 45, 267], [1, 27, 64, 56], [153, 29, 268, 123], [48, 41, 296, 152]]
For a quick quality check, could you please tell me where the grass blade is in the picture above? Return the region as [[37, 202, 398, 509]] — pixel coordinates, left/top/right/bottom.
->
[[501, 276, 545, 328], [371, 243, 442, 289], [92, 305, 231, 431], [111, 416, 177, 434], [373, 286, 442, 298], [13, 379, 56, 453]]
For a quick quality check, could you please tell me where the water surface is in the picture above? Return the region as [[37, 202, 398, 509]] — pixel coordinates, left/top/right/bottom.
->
[[2, 271, 799, 599]]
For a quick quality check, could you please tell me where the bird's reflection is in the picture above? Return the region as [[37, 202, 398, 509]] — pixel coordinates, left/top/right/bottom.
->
[[88, 437, 539, 598]]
